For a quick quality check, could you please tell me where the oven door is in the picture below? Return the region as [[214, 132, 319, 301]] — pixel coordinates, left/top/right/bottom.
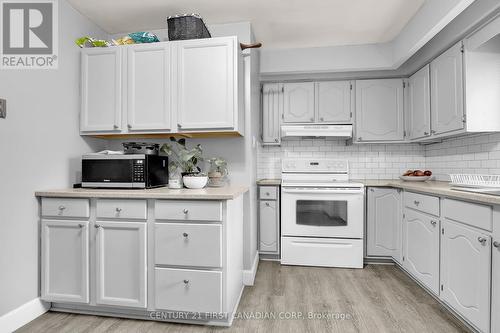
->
[[281, 187, 364, 238]]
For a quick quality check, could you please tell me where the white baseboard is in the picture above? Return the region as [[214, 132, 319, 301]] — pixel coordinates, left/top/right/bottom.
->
[[243, 252, 259, 286], [0, 298, 50, 333]]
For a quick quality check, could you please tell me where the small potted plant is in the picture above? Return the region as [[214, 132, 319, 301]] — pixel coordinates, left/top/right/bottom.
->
[[207, 157, 228, 187], [161, 138, 208, 189]]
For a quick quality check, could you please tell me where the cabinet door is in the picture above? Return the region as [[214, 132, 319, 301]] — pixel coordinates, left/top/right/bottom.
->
[[41, 220, 89, 303], [430, 42, 464, 135], [316, 81, 352, 123], [493, 227, 500, 333], [366, 188, 402, 262], [175, 37, 236, 130], [81, 48, 122, 132], [441, 220, 491, 333], [95, 221, 147, 308], [283, 82, 315, 123], [355, 79, 405, 142], [403, 208, 440, 294], [127, 44, 172, 131], [262, 83, 282, 144], [259, 200, 279, 254], [408, 65, 431, 139]]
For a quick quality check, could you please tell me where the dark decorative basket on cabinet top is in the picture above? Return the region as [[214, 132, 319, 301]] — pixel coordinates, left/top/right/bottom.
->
[[167, 14, 211, 41]]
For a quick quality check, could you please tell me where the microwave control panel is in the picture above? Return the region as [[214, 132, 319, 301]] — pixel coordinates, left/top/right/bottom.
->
[[133, 159, 145, 183]]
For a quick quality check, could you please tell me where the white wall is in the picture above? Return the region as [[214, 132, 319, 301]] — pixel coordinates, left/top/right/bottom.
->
[[0, 0, 107, 317]]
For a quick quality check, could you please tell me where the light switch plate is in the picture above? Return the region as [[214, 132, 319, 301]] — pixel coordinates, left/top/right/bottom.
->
[[0, 99, 5, 118]]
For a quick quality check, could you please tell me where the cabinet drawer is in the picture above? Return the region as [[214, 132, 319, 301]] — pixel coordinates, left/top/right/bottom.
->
[[96, 199, 147, 220], [155, 200, 222, 221], [42, 198, 90, 218], [155, 268, 222, 313], [155, 223, 222, 267], [259, 186, 277, 200], [404, 192, 439, 216], [443, 199, 492, 231]]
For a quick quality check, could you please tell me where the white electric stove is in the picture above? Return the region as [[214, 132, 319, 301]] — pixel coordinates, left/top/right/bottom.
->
[[280, 158, 364, 268]]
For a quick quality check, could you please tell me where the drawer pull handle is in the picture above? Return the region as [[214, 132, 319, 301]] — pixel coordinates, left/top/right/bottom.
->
[[116, 207, 122, 212], [478, 237, 487, 245], [183, 279, 189, 284], [78, 223, 84, 228], [58, 205, 66, 210], [266, 192, 270, 196], [95, 224, 102, 229], [413, 200, 420, 206], [430, 220, 437, 226], [265, 202, 270, 207], [183, 232, 189, 238], [494, 241, 500, 248], [183, 209, 189, 214]]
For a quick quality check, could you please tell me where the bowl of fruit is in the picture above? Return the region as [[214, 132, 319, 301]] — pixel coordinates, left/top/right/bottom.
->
[[399, 170, 432, 181]]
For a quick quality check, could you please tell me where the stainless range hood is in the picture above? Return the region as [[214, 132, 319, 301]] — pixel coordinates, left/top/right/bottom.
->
[[281, 125, 353, 138]]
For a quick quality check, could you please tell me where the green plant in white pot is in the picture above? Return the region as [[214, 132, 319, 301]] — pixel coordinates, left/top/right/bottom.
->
[[207, 157, 228, 187], [160, 138, 208, 189]]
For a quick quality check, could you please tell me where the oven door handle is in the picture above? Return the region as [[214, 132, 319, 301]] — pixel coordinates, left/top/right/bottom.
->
[[281, 187, 364, 194]]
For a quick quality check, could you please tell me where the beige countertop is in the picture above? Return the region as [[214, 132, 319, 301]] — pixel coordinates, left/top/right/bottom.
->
[[256, 179, 281, 186], [35, 185, 249, 200], [359, 179, 500, 206]]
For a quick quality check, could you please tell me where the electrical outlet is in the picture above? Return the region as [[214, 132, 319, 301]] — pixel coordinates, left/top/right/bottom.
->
[[0, 99, 6, 119]]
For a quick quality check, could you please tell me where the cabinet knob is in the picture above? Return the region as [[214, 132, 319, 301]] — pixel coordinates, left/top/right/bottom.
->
[[78, 223, 84, 228], [430, 130, 436, 134], [494, 241, 500, 248], [177, 123, 182, 128], [116, 207, 122, 212], [183, 209, 189, 214], [58, 205, 66, 210], [183, 279, 189, 284], [310, 117, 314, 122], [414, 200, 420, 206], [127, 124, 132, 129], [265, 202, 270, 207], [274, 138, 279, 143], [478, 237, 487, 245], [113, 124, 119, 129], [95, 224, 101, 229], [320, 117, 324, 121], [424, 131, 429, 136], [430, 220, 437, 226], [183, 232, 189, 238], [358, 137, 362, 141]]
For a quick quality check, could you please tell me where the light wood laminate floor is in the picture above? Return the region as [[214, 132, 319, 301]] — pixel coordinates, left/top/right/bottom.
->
[[17, 262, 469, 333]]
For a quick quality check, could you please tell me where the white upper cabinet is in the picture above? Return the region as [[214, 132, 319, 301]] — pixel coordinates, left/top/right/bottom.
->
[[283, 82, 315, 123], [366, 188, 402, 263], [127, 44, 172, 131], [355, 79, 405, 142], [262, 83, 282, 145], [408, 65, 431, 140], [174, 37, 240, 131], [403, 208, 440, 295], [95, 221, 147, 308], [430, 42, 464, 135], [41, 220, 89, 304], [441, 220, 491, 333], [316, 81, 352, 123], [81, 48, 122, 133]]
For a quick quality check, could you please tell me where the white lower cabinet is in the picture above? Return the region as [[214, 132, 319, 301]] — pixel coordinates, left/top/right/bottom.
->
[[41, 220, 89, 303], [441, 219, 491, 333], [493, 225, 500, 333], [155, 268, 222, 313], [366, 187, 402, 263], [95, 221, 147, 308], [258, 185, 280, 255], [403, 208, 440, 295]]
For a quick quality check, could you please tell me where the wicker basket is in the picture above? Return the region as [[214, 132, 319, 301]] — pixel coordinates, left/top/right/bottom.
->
[[167, 14, 211, 41]]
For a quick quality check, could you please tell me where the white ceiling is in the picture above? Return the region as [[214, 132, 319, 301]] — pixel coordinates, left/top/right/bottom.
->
[[67, 0, 426, 49]]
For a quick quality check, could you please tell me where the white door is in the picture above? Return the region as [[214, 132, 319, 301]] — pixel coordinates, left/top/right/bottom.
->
[[316, 81, 352, 123], [174, 37, 236, 130], [127, 44, 172, 131], [403, 208, 440, 295], [41, 220, 89, 303], [408, 65, 431, 139], [81, 48, 122, 132], [262, 83, 282, 144], [366, 188, 402, 262], [95, 221, 147, 308], [259, 200, 279, 253], [283, 82, 315, 123], [493, 228, 500, 333], [355, 79, 405, 142], [441, 220, 491, 333], [430, 42, 465, 135]]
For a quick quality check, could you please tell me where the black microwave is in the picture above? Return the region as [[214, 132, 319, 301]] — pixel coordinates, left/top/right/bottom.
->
[[82, 154, 168, 189]]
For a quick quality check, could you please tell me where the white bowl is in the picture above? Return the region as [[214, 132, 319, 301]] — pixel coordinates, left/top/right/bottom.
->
[[399, 175, 431, 182], [183, 175, 208, 189]]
